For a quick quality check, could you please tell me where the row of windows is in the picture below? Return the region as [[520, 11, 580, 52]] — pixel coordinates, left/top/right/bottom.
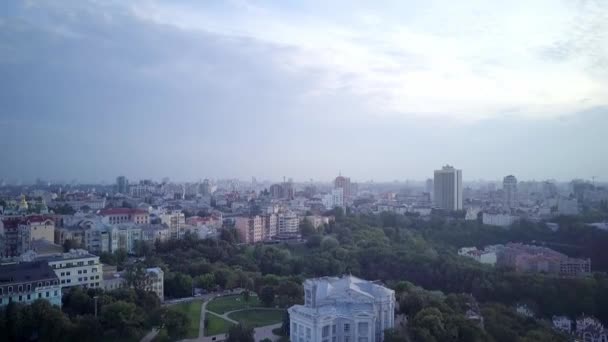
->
[[0, 281, 57, 295], [0, 290, 59, 304], [52, 260, 97, 269], [294, 323, 369, 340]]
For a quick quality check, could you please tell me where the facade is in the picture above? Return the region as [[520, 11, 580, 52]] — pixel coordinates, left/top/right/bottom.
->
[[289, 275, 395, 342], [2, 216, 57, 257], [141, 224, 171, 242], [334, 175, 352, 200], [262, 214, 278, 240], [235, 216, 263, 244], [323, 189, 344, 210], [497, 243, 591, 277], [159, 210, 185, 239], [99, 208, 150, 225], [278, 212, 299, 236], [433, 165, 463, 211], [116, 176, 129, 194], [503, 175, 518, 209], [38, 249, 102, 290], [0, 261, 62, 307]]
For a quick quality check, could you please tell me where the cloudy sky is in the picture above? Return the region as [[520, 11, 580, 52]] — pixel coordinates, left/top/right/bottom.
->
[[1, 0, 607, 183]]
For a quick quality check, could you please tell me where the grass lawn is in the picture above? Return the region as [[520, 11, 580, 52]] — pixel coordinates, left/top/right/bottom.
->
[[205, 313, 235, 336], [227, 309, 284, 328], [169, 300, 202, 338], [206, 294, 261, 314]]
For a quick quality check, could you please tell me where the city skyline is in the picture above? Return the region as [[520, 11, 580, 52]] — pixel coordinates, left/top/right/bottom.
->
[[1, 0, 607, 182]]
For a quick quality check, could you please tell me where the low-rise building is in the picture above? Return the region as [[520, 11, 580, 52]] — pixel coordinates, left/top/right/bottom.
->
[[482, 212, 517, 227], [99, 208, 150, 225], [37, 249, 102, 290], [235, 216, 263, 244], [288, 275, 395, 342], [0, 261, 62, 307]]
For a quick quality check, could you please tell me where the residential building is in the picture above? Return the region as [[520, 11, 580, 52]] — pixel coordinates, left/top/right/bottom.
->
[[497, 243, 591, 277], [334, 174, 352, 200], [141, 224, 171, 242], [0, 261, 62, 307], [262, 214, 278, 240], [116, 176, 129, 194], [278, 212, 299, 236], [288, 275, 395, 342], [99, 208, 150, 225], [322, 188, 344, 210], [433, 165, 463, 211], [235, 216, 263, 244], [503, 175, 518, 209], [159, 210, 185, 239], [37, 249, 102, 290]]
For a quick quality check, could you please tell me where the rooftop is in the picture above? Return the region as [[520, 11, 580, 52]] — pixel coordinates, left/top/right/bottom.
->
[[0, 261, 58, 284]]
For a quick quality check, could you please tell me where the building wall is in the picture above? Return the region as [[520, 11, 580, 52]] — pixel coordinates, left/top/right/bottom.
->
[[47, 254, 102, 289], [433, 166, 463, 211]]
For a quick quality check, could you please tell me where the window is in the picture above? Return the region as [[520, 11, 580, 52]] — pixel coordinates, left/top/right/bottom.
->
[[67, 279, 71, 283], [77, 261, 84, 266], [37, 282, 42, 287], [61, 280, 65, 284], [54, 291, 58, 296], [306, 328, 311, 338], [18, 285, 22, 292], [45, 281, 50, 286], [344, 324, 350, 333], [332, 325, 336, 334], [61, 272, 65, 276], [45, 292, 49, 298], [83, 277, 88, 281], [38, 293, 42, 299], [8, 286, 12, 294], [27, 294, 31, 300], [18, 295, 22, 301], [358, 322, 368, 335], [26, 284, 31, 291], [292, 323, 297, 334], [92, 268, 97, 272], [88, 260, 94, 265], [0, 288, 2, 295], [0, 298, 3, 304], [322, 326, 330, 338], [66, 272, 71, 276], [345, 337, 350, 342], [78, 270, 82, 274], [78, 278, 82, 282], [83, 270, 87, 274]]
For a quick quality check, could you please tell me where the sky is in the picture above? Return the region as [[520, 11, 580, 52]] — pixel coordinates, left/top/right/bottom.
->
[[0, 0, 607, 183]]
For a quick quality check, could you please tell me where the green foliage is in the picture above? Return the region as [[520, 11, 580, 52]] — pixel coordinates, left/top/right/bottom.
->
[[260, 286, 275, 307], [226, 324, 255, 342]]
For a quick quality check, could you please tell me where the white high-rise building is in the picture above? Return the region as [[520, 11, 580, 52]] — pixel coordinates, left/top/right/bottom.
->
[[433, 165, 463, 211], [288, 275, 395, 342], [503, 175, 518, 208]]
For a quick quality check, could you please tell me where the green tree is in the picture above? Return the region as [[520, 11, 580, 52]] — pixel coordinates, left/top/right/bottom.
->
[[164, 309, 189, 340], [226, 324, 255, 342], [260, 286, 275, 307]]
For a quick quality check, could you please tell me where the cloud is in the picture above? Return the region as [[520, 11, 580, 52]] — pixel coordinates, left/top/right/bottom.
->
[[127, 0, 608, 121]]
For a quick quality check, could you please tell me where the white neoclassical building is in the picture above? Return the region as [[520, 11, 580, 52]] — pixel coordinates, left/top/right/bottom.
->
[[288, 275, 395, 342]]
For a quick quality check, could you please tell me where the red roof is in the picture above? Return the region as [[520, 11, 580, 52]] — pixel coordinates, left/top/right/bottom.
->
[[99, 208, 148, 216]]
